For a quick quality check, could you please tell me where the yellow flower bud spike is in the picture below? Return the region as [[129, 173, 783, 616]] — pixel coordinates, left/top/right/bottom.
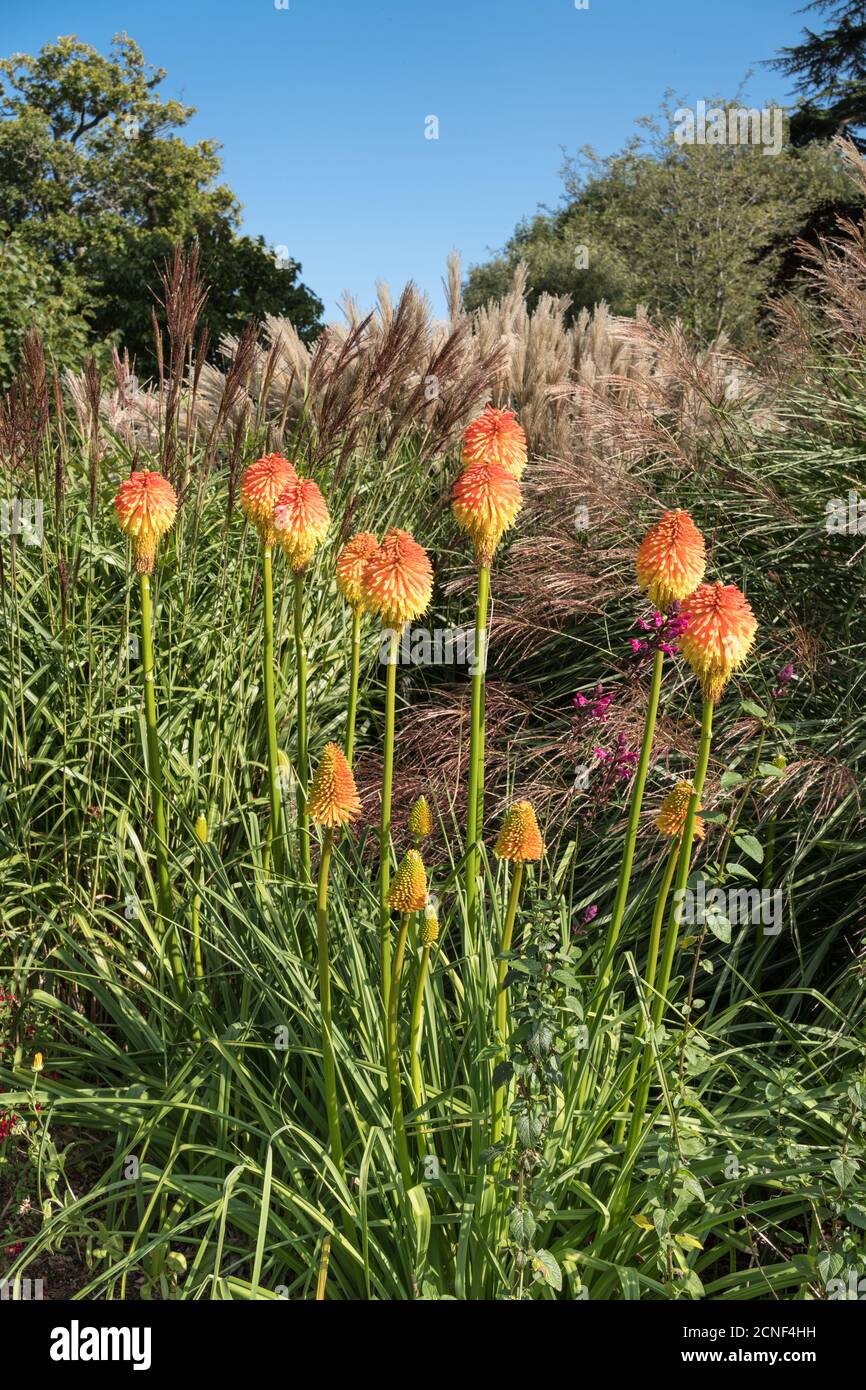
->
[[408, 794, 432, 842]]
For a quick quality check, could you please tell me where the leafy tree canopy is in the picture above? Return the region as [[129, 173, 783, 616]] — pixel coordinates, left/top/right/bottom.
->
[[464, 99, 854, 345], [0, 33, 322, 380], [771, 0, 866, 149]]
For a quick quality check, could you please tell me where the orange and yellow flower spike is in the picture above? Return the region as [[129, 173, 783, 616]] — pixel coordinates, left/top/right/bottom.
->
[[462, 404, 528, 479]]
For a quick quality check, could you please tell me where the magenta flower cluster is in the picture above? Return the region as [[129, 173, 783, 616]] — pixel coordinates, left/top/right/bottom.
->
[[595, 731, 639, 782], [573, 684, 614, 721], [631, 601, 690, 660], [772, 663, 794, 699]]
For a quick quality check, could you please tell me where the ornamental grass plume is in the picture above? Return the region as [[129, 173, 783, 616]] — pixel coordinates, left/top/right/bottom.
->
[[679, 582, 758, 703], [462, 404, 528, 479], [274, 475, 331, 881], [114, 471, 185, 1000], [310, 743, 362, 1181], [386, 849, 429, 1187], [239, 452, 298, 873], [335, 531, 378, 767], [491, 801, 543, 1148], [596, 510, 707, 994], [635, 509, 706, 611], [452, 447, 525, 953], [361, 529, 433, 1017]]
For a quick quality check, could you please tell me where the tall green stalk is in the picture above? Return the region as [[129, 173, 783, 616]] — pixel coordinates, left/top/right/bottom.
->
[[262, 547, 283, 874], [492, 860, 524, 1148], [386, 911, 413, 1189], [345, 606, 362, 768], [294, 571, 310, 881], [139, 572, 185, 1000], [465, 562, 490, 948], [192, 813, 207, 990], [599, 648, 665, 982], [578, 648, 664, 1112], [379, 626, 400, 1014], [650, 698, 714, 1028], [613, 841, 678, 1145], [316, 829, 345, 1178], [409, 937, 433, 1155], [614, 697, 714, 1211]]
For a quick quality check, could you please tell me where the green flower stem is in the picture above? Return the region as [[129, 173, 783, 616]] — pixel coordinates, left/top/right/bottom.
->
[[386, 911, 413, 1189], [139, 572, 184, 1001], [612, 841, 678, 1145], [261, 547, 283, 874], [577, 648, 663, 1112], [492, 860, 524, 1149], [192, 818, 207, 990], [379, 626, 400, 1016], [614, 696, 714, 1214], [316, 829, 345, 1179], [599, 647, 665, 983], [465, 562, 490, 948], [650, 697, 714, 1028], [294, 571, 311, 882], [409, 941, 433, 1154], [345, 606, 362, 768]]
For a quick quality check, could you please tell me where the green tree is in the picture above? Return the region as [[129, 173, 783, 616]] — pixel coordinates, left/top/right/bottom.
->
[[771, 0, 866, 150], [464, 102, 853, 345], [0, 33, 322, 378]]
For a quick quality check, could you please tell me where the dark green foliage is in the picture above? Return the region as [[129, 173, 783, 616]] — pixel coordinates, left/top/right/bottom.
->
[[0, 34, 322, 383]]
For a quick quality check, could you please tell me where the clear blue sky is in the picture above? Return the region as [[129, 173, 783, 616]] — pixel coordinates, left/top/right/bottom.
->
[[3, 0, 808, 320]]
